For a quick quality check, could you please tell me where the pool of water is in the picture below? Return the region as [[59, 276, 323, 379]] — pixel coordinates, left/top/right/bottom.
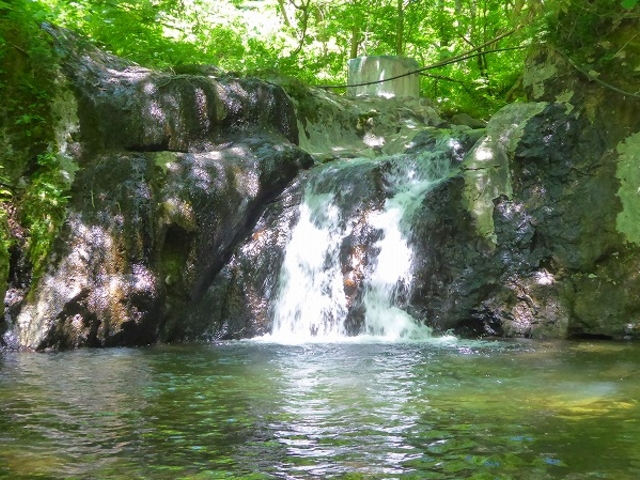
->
[[1, 339, 640, 479]]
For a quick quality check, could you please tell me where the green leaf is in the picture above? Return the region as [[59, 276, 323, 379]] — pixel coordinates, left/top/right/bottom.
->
[[0, 1, 12, 11], [622, 0, 638, 8]]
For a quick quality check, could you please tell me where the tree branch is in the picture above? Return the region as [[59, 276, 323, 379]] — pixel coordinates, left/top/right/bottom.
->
[[8, 43, 29, 56]]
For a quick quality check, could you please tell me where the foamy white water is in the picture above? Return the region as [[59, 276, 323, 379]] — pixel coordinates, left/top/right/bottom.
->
[[270, 192, 351, 342], [269, 143, 453, 343]]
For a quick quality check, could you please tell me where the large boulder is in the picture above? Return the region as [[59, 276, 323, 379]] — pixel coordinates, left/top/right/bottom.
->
[[11, 135, 311, 350], [3, 26, 312, 350], [416, 96, 640, 339]]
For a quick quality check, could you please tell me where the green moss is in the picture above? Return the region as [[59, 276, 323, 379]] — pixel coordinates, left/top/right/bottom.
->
[[522, 61, 557, 101], [0, 211, 9, 303], [0, 2, 58, 184], [0, 2, 73, 281], [20, 153, 71, 280], [461, 102, 547, 244], [615, 131, 640, 244]]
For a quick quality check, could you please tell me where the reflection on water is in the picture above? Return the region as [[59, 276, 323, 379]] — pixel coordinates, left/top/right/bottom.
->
[[1, 340, 640, 479]]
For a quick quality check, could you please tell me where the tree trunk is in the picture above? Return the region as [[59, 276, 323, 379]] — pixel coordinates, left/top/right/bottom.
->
[[395, 0, 404, 56], [350, 25, 360, 59], [277, 0, 291, 27]]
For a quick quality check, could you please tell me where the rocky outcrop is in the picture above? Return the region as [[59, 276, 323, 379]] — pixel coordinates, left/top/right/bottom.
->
[[211, 67, 640, 341], [407, 47, 640, 339], [2, 26, 312, 350], [5, 23, 640, 349], [408, 101, 627, 339], [0, 216, 8, 322], [273, 77, 445, 160], [11, 139, 311, 350]]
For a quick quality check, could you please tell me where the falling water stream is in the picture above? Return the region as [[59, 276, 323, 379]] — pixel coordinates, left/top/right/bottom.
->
[[270, 145, 452, 342]]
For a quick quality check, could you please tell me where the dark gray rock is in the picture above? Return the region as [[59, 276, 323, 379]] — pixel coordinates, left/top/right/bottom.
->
[[413, 100, 640, 340], [45, 23, 298, 157], [11, 136, 311, 350]]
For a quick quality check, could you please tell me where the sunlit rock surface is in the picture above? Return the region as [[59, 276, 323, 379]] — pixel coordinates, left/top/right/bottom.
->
[[268, 76, 446, 162], [45, 24, 298, 155], [2, 26, 312, 350]]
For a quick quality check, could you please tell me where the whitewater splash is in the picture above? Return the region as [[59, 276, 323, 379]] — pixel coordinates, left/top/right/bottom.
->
[[270, 193, 351, 340], [270, 141, 454, 342]]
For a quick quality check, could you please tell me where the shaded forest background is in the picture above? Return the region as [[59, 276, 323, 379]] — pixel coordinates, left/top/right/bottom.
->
[[0, 0, 639, 292]]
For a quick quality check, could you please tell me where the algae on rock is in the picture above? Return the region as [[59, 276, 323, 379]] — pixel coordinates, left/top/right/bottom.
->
[[460, 102, 547, 245], [616, 131, 640, 245]]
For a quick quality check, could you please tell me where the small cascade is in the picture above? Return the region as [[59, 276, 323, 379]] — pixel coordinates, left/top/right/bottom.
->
[[270, 139, 455, 342], [362, 151, 450, 339], [270, 191, 351, 342]]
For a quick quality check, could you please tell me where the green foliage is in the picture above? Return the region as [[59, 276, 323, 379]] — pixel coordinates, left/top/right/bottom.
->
[[7, 0, 638, 125], [37, 0, 272, 71], [0, 0, 70, 279], [20, 153, 69, 278], [0, 163, 11, 288], [32, 0, 534, 117], [540, 0, 640, 90], [0, 0, 57, 184]]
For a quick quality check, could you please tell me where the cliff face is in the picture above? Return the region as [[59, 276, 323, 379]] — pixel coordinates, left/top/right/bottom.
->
[[2, 25, 313, 350], [3, 24, 640, 350], [209, 46, 640, 341], [424, 99, 640, 340], [409, 37, 640, 339]]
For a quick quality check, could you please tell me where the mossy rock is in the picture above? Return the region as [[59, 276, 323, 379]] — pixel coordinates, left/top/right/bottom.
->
[[0, 215, 8, 306]]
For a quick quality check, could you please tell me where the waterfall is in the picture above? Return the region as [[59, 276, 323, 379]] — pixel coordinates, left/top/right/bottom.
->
[[269, 140, 454, 342], [270, 191, 351, 341]]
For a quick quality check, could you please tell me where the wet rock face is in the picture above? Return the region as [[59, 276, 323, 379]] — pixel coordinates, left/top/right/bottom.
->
[[3, 26, 312, 350], [511, 49, 640, 338], [419, 101, 640, 340], [46, 24, 298, 157], [273, 77, 444, 161], [185, 180, 305, 340], [10, 137, 311, 350], [192, 159, 392, 340], [0, 219, 8, 344]]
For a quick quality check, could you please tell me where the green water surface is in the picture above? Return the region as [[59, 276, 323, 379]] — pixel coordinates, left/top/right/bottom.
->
[[1, 339, 639, 479]]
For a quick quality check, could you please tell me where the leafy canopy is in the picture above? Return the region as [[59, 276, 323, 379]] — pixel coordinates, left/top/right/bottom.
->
[[27, 0, 534, 117], [21, 0, 638, 117]]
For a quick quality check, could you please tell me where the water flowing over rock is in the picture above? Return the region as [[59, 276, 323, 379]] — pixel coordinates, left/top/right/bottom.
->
[[4, 26, 640, 350]]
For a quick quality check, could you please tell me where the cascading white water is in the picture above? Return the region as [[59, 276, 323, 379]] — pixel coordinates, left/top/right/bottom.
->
[[362, 147, 451, 340], [270, 191, 351, 342], [270, 141, 454, 342]]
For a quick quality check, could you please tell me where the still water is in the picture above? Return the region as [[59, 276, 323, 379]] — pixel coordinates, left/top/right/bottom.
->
[[1, 339, 640, 479]]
